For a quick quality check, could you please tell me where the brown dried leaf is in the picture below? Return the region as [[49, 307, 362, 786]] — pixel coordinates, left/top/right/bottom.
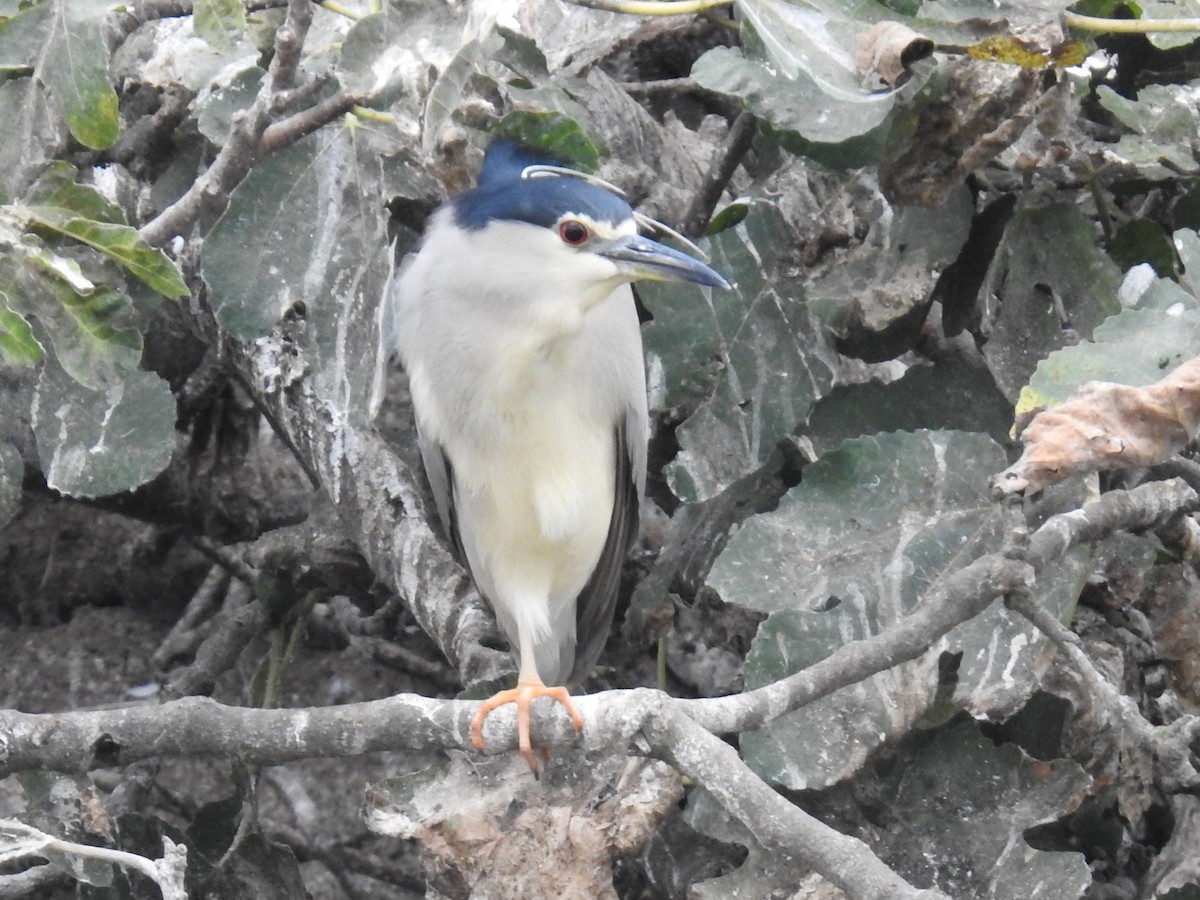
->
[[855, 21, 934, 90], [994, 357, 1200, 495], [366, 752, 684, 899]]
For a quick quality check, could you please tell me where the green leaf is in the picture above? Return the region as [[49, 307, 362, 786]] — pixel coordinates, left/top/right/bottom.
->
[[40, 0, 119, 149], [1097, 84, 1200, 180], [193, 0, 247, 52], [3, 266, 141, 390], [641, 201, 838, 502], [25, 161, 127, 224], [494, 109, 603, 172], [24, 206, 188, 298], [982, 202, 1123, 401], [0, 291, 44, 365], [709, 430, 1086, 788], [1015, 306, 1200, 418], [0, 1, 50, 74], [32, 353, 176, 498], [1108, 218, 1175, 276]]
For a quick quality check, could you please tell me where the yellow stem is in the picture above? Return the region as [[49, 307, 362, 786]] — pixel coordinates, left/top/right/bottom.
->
[[351, 105, 395, 123], [316, 0, 362, 20], [1063, 10, 1200, 33]]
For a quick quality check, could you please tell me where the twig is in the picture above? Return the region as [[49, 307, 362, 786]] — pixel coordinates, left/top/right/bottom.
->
[[0, 693, 944, 899], [188, 536, 258, 585], [259, 91, 362, 156], [679, 111, 757, 238], [152, 564, 231, 669], [162, 595, 269, 698], [0, 820, 187, 900]]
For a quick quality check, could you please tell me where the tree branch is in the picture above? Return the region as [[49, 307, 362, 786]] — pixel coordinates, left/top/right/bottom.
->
[[137, 0, 315, 247], [0, 691, 945, 900], [677, 478, 1198, 735]]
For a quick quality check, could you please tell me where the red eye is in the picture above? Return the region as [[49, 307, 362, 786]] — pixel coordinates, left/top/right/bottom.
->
[[559, 220, 589, 245]]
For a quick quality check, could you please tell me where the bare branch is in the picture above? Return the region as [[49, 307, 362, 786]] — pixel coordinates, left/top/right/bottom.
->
[[677, 478, 1198, 735], [137, 0, 315, 247], [0, 691, 944, 900], [678, 110, 757, 238]]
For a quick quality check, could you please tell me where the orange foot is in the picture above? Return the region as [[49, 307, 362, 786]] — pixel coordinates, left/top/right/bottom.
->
[[470, 677, 584, 773]]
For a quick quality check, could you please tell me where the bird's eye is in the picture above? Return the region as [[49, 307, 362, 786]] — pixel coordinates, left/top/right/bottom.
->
[[559, 221, 589, 246]]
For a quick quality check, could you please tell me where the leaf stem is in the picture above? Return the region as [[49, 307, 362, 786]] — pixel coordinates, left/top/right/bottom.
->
[[1063, 10, 1200, 33], [315, 0, 361, 19]]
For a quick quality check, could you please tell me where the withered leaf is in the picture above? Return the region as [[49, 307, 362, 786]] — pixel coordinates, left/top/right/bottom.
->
[[993, 357, 1200, 495], [855, 21, 934, 91]]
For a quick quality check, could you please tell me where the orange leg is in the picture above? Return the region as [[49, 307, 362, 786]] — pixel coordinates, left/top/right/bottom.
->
[[470, 676, 584, 773]]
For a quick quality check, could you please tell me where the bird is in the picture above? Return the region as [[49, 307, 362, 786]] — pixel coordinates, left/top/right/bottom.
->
[[382, 140, 730, 772]]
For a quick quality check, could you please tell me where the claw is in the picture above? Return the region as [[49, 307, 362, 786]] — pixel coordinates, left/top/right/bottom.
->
[[470, 677, 584, 773]]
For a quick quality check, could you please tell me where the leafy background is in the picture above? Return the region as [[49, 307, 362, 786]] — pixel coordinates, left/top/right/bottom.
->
[[2, 0, 1200, 897]]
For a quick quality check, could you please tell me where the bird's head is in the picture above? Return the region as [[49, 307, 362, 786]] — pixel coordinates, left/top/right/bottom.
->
[[446, 141, 730, 305]]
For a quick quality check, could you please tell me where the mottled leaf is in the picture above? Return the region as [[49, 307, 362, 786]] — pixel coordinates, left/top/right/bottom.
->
[[194, 65, 263, 145], [25, 205, 188, 298], [32, 353, 175, 498], [422, 34, 496, 155], [202, 121, 396, 425], [0, 292, 43, 365], [982, 202, 1123, 401], [879, 723, 1092, 899], [39, 0, 119, 149], [0, 79, 67, 202], [709, 430, 1085, 788], [805, 357, 1014, 457], [193, 0, 247, 52], [691, 44, 897, 151], [1016, 306, 1200, 417], [641, 201, 838, 502], [1097, 84, 1200, 180]]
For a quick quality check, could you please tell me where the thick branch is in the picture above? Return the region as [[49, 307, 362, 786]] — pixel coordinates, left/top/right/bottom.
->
[[0, 691, 945, 900]]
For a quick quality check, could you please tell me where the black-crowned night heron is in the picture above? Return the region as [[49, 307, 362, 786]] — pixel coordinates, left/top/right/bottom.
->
[[384, 141, 729, 771]]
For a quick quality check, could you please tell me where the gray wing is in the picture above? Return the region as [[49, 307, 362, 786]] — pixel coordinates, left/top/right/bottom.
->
[[568, 415, 643, 684], [417, 429, 465, 563]]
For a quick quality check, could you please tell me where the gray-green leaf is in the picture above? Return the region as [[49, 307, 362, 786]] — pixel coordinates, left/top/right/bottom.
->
[[32, 354, 175, 498]]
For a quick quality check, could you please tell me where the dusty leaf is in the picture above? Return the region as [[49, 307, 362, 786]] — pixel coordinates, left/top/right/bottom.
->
[[640, 201, 838, 502], [855, 21, 933, 90], [877, 722, 1092, 899], [709, 430, 1086, 789], [995, 357, 1200, 496], [32, 352, 176, 498]]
